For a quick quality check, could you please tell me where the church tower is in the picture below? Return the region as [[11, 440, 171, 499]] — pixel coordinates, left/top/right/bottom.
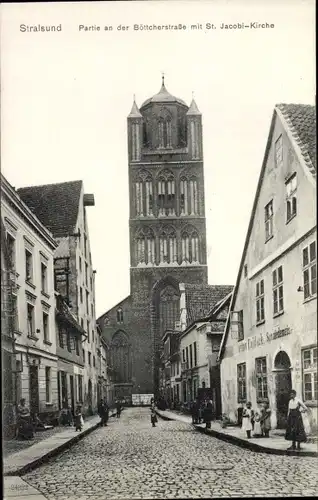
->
[[127, 77, 208, 396]]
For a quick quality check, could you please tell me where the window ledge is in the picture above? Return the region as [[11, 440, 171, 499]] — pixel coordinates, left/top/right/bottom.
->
[[14, 330, 22, 336], [303, 294, 317, 305], [265, 235, 274, 244], [41, 291, 50, 299], [45, 402, 54, 407], [273, 311, 284, 318], [286, 214, 297, 225], [256, 320, 265, 327], [25, 280, 36, 289], [303, 401, 318, 408], [27, 335, 39, 341], [44, 340, 52, 346]]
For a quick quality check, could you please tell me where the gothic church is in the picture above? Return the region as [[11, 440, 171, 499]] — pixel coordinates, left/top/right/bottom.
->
[[97, 78, 208, 400]]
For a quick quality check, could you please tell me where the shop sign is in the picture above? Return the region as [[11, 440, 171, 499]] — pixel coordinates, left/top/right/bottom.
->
[[238, 327, 291, 353]]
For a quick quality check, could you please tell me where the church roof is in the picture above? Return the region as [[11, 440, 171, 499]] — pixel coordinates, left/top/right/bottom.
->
[[141, 77, 187, 108], [187, 98, 201, 116], [184, 284, 234, 325], [17, 180, 83, 238]]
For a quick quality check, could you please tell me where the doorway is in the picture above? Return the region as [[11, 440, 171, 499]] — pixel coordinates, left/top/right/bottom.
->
[[274, 351, 292, 429], [29, 365, 39, 416]]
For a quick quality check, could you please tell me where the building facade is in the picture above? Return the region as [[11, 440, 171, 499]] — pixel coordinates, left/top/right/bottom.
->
[[1, 217, 17, 438], [98, 78, 209, 399], [219, 104, 317, 432], [18, 180, 101, 416], [1, 175, 59, 422]]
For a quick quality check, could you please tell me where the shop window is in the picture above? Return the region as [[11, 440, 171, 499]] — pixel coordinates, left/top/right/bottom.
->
[[302, 347, 317, 402], [255, 357, 268, 401]]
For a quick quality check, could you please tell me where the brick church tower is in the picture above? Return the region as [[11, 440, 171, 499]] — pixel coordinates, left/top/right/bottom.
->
[[98, 77, 208, 400]]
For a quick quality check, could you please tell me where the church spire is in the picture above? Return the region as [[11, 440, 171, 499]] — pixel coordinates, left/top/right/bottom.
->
[[187, 95, 201, 115], [128, 95, 142, 118]]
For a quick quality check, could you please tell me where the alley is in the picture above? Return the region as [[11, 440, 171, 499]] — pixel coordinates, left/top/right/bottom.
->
[[22, 408, 318, 499]]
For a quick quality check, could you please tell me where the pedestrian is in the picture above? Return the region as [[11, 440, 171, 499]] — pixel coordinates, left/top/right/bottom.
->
[[74, 403, 83, 432], [116, 400, 122, 419], [103, 399, 110, 426], [242, 401, 254, 439], [285, 389, 307, 451], [150, 407, 158, 427], [17, 398, 34, 440], [203, 400, 213, 430], [190, 400, 196, 424], [253, 412, 262, 437], [260, 399, 271, 437], [98, 398, 106, 426]]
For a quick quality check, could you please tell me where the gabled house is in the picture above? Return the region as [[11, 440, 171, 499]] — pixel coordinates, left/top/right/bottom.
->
[[218, 104, 316, 432], [18, 180, 101, 416]]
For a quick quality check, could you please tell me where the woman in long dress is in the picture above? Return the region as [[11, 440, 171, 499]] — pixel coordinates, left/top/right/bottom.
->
[[241, 402, 254, 439], [285, 390, 307, 451]]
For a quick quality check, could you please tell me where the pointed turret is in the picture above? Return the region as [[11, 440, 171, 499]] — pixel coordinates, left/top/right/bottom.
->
[[187, 98, 201, 116], [128, 97, 142, 118]]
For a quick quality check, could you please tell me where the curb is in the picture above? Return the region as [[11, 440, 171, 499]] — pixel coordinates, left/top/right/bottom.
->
[[4, 421, 102, 477], [155, 410, 318, 458]]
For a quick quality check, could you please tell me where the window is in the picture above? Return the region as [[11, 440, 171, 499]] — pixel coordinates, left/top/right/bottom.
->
[[256, 279, 265, 324], [117, 308, 124, 323], [27, 304, 35, 337], [86, 291, 89, 314], [237, 363, 246, 402], [186, 346, 189, 368], [80, 287, 83, 303], [78, 375, 83, 402], [275, 135, 283, 168], [272, 266, 284, 315], [243, 264, 248, 278], [43, 312, 49, 342], [255, 357, 268, 401], [59, 327, 64, 348], [45, 367, 51, 402], [92, 330, 94, 343], [84, 235, 87, 258], [93, 356, 96, 367], [7, 233, 16, 270], [182, 349, 185, 363], [237, 310, 244, 341], [286, 174, 297, 222], [91, 303, 94, 318], [303, 241, 317, 300], [11, 295, 19, 332], [67, 332, 72, 352], [79, 256, 82, 272], [181, 229, 199, 263], [265, 200, 273, 240], [87, 320, 90, 343], [41, 263, 48, 293], [157, 177, 175, 216], [75, 338, 79, 356], [302, 347, 317, 401], [193, 342, 197, 367], [85, 263, 88, 287], [83, 349, 85, 362], [189, 344, 193, 368], [88, 352, 91, 366], [25, 249, 33, 282]]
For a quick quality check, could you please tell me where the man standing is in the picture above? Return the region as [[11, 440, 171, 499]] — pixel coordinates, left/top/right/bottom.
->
[[116, 400, 122, 418], [103, 399, 110, 426]]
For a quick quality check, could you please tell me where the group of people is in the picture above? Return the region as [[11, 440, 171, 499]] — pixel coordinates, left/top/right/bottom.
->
[[190, 399, 215, 429], [241, 390, 308, 451]]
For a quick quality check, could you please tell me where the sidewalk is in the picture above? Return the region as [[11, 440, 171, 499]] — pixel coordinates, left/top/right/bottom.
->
[[3, 414, 101, 477], [156, 408, 318, 457]]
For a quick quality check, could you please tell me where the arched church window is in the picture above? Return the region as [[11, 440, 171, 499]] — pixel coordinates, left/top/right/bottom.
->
[[110, 331, 131, 383], [143, 121, 149, 147], [180, 176, 198, 216], [136, 228, 155, 265], [158, 113, 172, 149], [159, 285, 180, 337], [135, 170, 153, 217], [177, 114, 187, 147], [116, 307, 124, 323], [181, 228, 200, 263], [190, 120, 200, 159], [157, 171, 175, 216], [159, 227, 177, 264]]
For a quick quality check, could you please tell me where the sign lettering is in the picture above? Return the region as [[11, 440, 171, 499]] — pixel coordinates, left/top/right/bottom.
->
[[238, 327, 291, 352]]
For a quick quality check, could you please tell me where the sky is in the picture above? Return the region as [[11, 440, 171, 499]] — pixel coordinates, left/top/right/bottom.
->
[[1, 0, 315, 317]]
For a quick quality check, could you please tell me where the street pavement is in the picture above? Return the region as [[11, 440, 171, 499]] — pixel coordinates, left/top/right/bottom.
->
[[22, 407, 318, 499]]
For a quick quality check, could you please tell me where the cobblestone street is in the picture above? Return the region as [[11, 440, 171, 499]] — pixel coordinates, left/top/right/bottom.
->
[[20, 408, 318, 499]]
